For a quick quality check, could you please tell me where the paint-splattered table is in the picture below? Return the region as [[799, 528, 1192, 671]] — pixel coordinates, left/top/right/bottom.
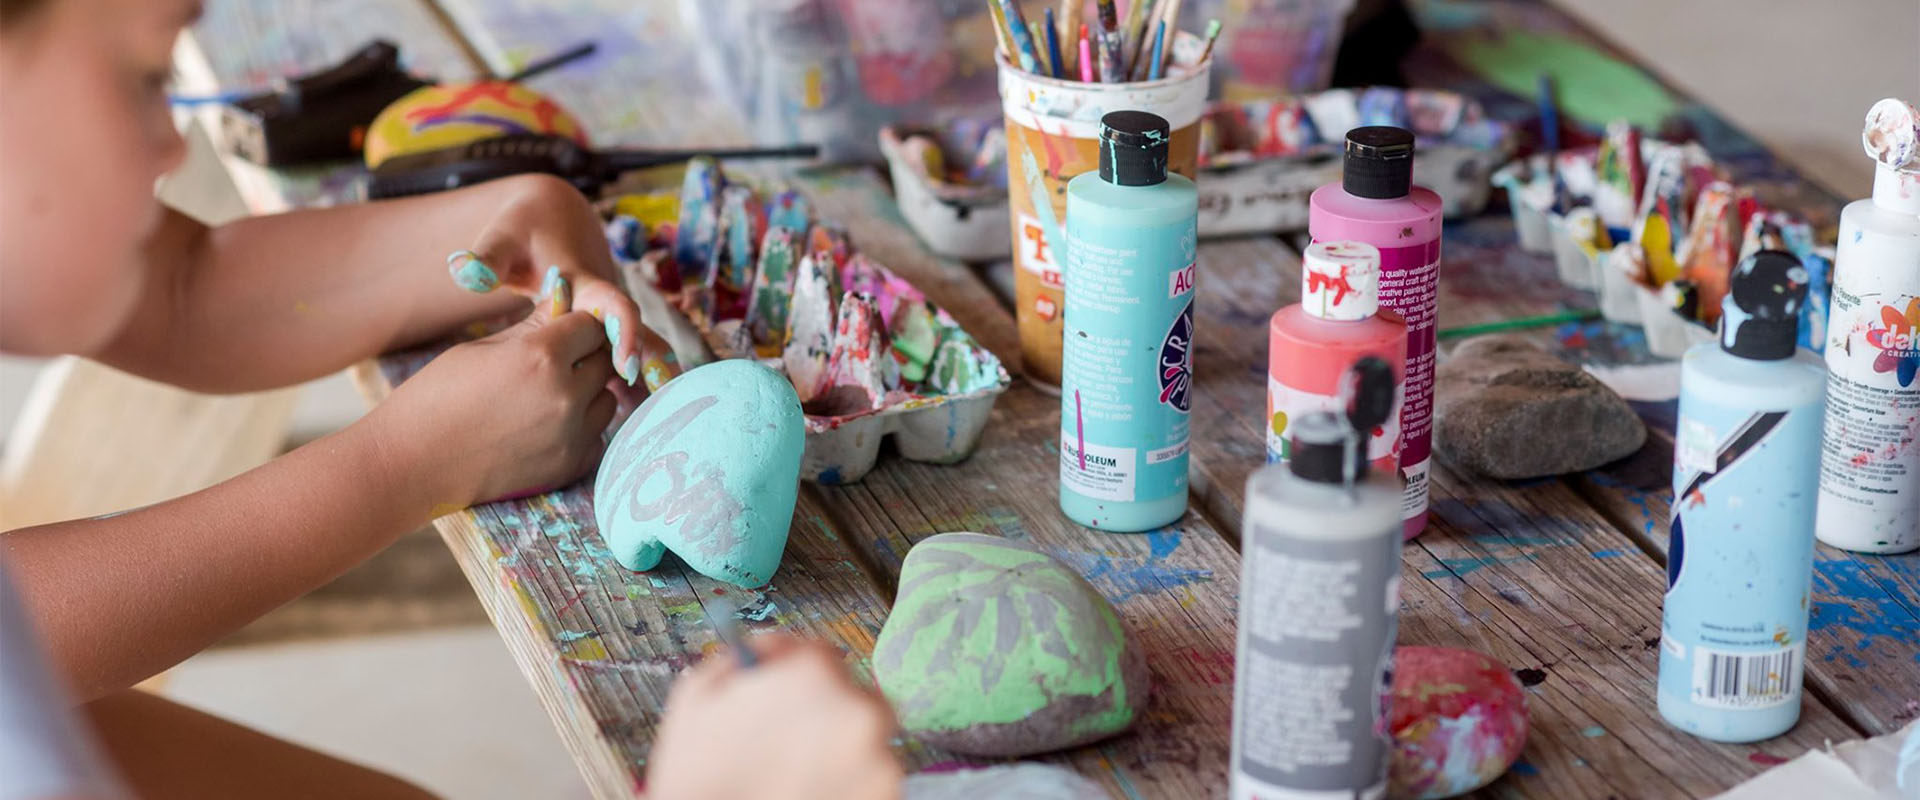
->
[[193, 0, 1920, 797]]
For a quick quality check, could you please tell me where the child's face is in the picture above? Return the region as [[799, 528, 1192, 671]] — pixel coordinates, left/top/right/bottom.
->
[[0, 0, 195, 355]]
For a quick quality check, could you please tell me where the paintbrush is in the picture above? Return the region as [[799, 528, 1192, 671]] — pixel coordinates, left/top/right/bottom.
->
[[1155, 0, 1184, 73], [1124, 0, 1157, 80], [1096, 0, 1125, 82], [985, 0, 1014, 58], [1043, 8, 1066, 79], [1197, 18, 1222, 65], [1059, 0, 1084, 76], [700, 598, 759, 668], [995, 0, 1042, 74]]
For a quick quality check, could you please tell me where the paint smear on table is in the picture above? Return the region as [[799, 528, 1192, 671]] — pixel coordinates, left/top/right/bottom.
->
[[1448, 30, 1678, 128]]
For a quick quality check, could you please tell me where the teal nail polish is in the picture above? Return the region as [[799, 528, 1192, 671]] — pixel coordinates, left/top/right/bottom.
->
[[540, 265, 562, 299], [604, 315, 623, 357], [450, 257, 499, 293], [622, 354, 642, 387]]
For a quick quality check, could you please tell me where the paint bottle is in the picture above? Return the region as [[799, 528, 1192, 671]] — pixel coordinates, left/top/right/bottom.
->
[[1059, 110, 1198, 532], [1233, 358, 1402, 800], [1815, 98, 1920, 554], [1268, 240, 1408, 475], [1659, 250, 1825, 743], [1309, 126, 1443, 539]]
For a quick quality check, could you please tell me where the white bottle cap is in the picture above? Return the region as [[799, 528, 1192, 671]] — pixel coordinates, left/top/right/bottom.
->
[[1301, 240, 1382, 321], [1863, 98, 1920, 172]]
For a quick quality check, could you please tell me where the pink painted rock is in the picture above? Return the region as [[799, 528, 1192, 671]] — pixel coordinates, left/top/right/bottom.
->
[[1389, 646, 1530, 799]]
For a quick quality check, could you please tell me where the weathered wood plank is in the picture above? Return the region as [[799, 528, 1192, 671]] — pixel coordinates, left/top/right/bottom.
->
[[1182, 235, 1862, 797]]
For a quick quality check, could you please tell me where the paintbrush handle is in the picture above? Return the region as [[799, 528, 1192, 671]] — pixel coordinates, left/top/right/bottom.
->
[[597, 144, 820, 173]]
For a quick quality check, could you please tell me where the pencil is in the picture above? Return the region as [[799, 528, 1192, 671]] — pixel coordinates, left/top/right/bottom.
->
[[996, 0, 1041, 74], [1146, 20, 1167, 80], [1079, 24, 1094, 82], [1198, 18, 1222, 64], [1043, 8, 1065, 79], [1434, 309, 1603, 341]]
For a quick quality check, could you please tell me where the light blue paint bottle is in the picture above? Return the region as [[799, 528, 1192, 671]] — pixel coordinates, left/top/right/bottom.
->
[[1659, 250, 1826, 743], [1059, 110, 1198, 532]]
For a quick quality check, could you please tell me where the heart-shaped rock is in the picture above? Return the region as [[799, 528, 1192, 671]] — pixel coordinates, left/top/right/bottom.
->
[[1389, 646, 1530, 799], [593, 359, 804, 588], [873, 532, 1148, 757]]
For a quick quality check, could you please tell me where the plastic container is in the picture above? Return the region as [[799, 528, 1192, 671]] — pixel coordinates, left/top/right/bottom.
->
[[878, 124, 1011, 262], [999, 32, 1212, 389]]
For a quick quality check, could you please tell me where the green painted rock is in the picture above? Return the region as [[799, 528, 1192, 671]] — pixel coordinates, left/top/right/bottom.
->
[[873, 533, 1148, 756], [593, 360, 804, 588]]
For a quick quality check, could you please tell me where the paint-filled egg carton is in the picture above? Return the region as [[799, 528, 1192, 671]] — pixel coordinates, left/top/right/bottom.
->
[[606, 158, 1011, 485], [1194, 87, 1513, 235], [1492, 122, 1833, 359], [878, 122, 1011, 262]]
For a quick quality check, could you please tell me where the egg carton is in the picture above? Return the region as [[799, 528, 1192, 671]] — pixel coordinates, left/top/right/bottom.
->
[[608, 159, 1011, 485]]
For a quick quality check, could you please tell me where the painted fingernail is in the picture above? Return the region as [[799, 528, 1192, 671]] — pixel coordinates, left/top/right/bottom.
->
[[641, 357, 675, 392], [447, 250, 499, 293], [604, 315, 623, 358], [621, 354, 643, 387], [549, 275, 572, 319], [540, 265, 562, 299]]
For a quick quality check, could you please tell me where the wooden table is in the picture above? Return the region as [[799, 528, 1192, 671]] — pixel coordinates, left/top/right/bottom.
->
[[186, 1, 1919, 797]]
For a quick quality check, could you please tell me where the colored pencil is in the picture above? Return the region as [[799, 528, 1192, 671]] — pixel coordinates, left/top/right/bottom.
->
[[1060, 0, 1084, 75], [1043, 8, 1066, 78], [996, 0, 1041, 74], [1197, 18, 1222, 64], [1434, 309, 1602, 341], [1079, 24, 1095, 82], [1146, 20, 1167, 80], [1031, 21, 1054, 76]]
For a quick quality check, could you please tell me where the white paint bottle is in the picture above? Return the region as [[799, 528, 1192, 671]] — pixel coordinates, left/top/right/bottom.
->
[[1816, 98, 1920, 554], [1232, 358, 1402, 800]]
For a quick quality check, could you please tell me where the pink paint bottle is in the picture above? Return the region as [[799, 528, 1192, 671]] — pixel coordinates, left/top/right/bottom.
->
[[1268, 241, 1408, 481], [1309, 127, 1443, 538]]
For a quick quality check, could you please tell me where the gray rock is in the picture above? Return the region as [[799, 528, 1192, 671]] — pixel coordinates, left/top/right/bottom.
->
[[1433, 336, 1646, 479]]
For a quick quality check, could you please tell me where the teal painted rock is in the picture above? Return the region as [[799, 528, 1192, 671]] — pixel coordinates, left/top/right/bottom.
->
[[873, 532, 1148, 756], [593, 360, 804, 588]]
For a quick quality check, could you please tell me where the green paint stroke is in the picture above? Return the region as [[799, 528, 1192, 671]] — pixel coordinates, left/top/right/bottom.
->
[[1452, 30, 1677, 129], [874, 538, 1134, 738]]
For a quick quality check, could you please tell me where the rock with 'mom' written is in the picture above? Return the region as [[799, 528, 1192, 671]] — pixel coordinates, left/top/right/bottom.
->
[[593, 359, 803, 588], [873, 532, 1148, 756]]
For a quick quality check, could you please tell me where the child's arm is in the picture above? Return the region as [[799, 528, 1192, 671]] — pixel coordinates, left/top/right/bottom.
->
[[3, 307, 616, 702], [92, 173, 666, 392]]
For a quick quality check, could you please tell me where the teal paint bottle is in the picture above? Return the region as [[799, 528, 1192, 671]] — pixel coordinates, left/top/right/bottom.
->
[[1059, 110, 1199, 532]]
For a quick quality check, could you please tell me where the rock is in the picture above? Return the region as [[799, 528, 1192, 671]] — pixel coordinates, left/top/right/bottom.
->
[[905, 763, 1111, 800], [593, 360, 804, 588], [1433, 336, 1645, 479], [873, 533, 1148, 757], [1389, 646, 1530, 799]]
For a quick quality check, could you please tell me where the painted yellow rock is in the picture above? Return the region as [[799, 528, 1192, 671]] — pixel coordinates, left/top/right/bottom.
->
[[363, 81, 588, 168]]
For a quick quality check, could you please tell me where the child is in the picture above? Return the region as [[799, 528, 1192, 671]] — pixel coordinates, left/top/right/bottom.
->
[[0, 0, 902, 797]]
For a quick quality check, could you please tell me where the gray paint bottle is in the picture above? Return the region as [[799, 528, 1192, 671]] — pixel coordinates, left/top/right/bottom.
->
[[1231, 358, 1403, 800]]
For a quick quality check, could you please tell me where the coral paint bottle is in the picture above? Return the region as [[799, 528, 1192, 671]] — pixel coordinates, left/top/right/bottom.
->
[[1269, 241, 1408, 484], [1309, 127, 1443, 538]]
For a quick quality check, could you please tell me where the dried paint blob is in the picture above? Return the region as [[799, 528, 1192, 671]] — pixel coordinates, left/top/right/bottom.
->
[[872, 533, 1148, 757], [592, 360, 804, 588], [1389, 646, 1531, 799], [1862, 98, 1920, 172]]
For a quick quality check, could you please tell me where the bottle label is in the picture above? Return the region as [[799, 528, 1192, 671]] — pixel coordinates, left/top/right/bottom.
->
[[1660, 390, 1822, 714], [1016, 212, 1065, 289], [1817, 222, 1919, 548], [1233, 518, 1398, 800], [1060, 211, 1195, 505], [1265, 376, 1402, 469], [1347, 238, 1437, 526]]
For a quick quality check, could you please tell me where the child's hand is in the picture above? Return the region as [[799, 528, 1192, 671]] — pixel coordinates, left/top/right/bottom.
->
[[647, 635, 903, 800], [369, 309, 617, 508], [445, 175, 680, 391]]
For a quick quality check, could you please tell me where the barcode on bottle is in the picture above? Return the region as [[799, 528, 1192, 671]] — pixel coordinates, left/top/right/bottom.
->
[[1690, 644, 1803, 709]]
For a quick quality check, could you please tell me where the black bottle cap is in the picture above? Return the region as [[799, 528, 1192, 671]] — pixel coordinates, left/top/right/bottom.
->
[[1342, 126, 1416, 199], [1289, 356, 1397, 485], [1719, 250, 1808, 361], [1098, 110, 1170, 187]]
